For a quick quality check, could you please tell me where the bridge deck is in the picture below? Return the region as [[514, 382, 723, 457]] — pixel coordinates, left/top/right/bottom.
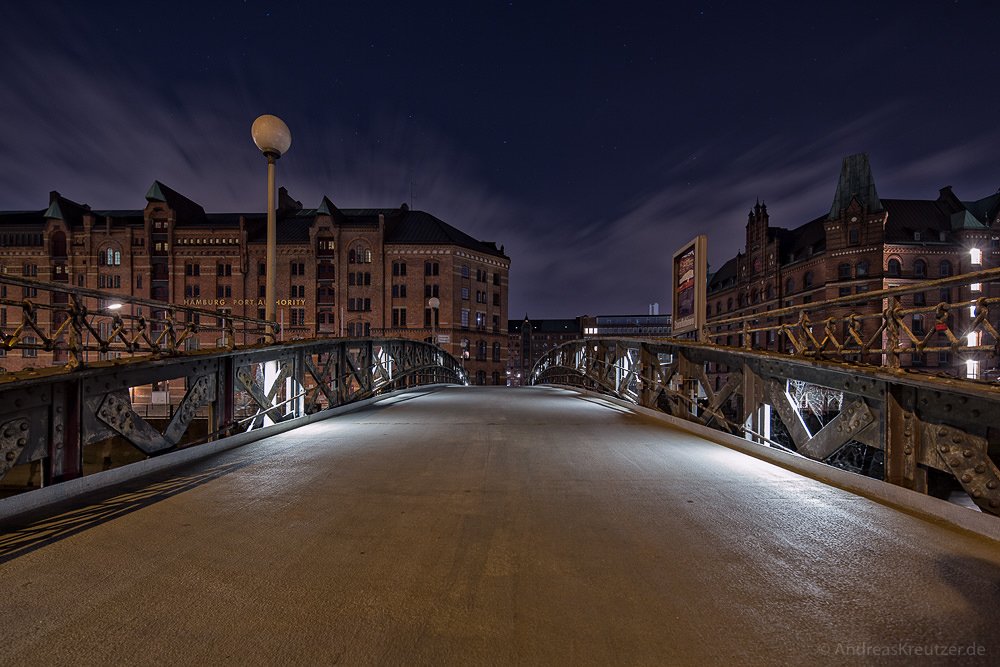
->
[[1, 386, 997, 664]]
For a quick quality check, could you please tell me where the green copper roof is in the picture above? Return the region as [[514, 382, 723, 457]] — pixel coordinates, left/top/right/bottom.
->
[[829, 153, 882, 219], [43, 200, 63, 220], [950, 209, 987, 230], [145, 181, 168, 202]]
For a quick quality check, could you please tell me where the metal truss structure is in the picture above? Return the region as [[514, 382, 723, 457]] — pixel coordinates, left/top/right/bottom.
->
[[530, 270, 1000, 516], [0, 274, 273, 369], [0, 277, 466, 488], [0, 336, 465, 486]]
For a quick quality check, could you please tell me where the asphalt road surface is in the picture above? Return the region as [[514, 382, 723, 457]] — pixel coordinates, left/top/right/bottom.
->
[[1, 386, 998, 665]]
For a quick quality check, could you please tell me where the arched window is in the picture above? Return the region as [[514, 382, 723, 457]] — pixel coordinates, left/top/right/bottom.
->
[[765, 284, 772, 300], [785, 277, 794, 294], [803, 271, 813, 288], [715, 301, 722, 315], [106, 248, 114, 266], [476, 370, 486, 385], [738, 293, 745, 308], [856, 260, 869, 278], [751, 290, 758, 304], [476, 340, 487, 361], [913, 259, 927, 278], [492, 342, 501, 362], [912, 314, 925, 335], [939, 260, 952, 277], [838, 263, 851, 279], [348, 248, 356, 264], [887, 258, 901, 277], [114, 250, 121, 266], [726, 298, 733, 312]]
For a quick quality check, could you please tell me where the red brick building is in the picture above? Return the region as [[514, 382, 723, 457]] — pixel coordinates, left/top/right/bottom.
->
[[707, 154, 1000, 380], [0, 182, 511, 383]]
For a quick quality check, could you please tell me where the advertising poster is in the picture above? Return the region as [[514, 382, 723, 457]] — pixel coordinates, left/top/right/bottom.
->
[[672, 235, 707, 337]]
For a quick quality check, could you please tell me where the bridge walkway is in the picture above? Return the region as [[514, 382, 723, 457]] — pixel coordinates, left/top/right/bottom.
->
[[1, 386, 997, 664]]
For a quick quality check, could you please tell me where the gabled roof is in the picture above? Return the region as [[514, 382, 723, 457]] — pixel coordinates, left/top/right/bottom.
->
[[963, 191, 1000, 225], [383, 209, 507, 258], [43, 191, 90, 227], [776, 214, 827, 261], [145, 181, 207, 223], [708, 256, 738, 291], [882, 199, 951, 241]]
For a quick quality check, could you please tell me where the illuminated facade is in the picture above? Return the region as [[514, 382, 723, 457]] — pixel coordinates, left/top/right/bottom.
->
[[706, 154, 1000, 379], [0, 182, 511, 383]]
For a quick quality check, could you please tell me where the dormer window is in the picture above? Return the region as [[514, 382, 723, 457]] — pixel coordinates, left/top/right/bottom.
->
[[914, 231, 922, 241]]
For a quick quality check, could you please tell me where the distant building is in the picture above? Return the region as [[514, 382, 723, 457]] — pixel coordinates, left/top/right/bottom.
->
[[580, 314, 672, 338], [507, 313, 673, 386], [507, 315, 582, 386], [706, 153, 1000, 384], [0, 183, 511, 384]]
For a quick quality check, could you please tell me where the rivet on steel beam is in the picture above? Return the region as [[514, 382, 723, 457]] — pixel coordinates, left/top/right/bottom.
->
[[962, 473, 973, 483], [2, 429, 10, 438], [990, 499, 1000, 508], [903, 446, 912, 455], [976, 464, 987, 474], [964, 449, 974, 458], [16, 438, 25, 446], [987, 480, 998, 490], [5, 451, 14, 462], [952, 436, 962, 444], [949, 459, 961, 467], [938, 428, 948, 437], [972, 490, 983, 499]]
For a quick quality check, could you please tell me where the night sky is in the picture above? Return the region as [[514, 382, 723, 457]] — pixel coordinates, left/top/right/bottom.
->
[[1, 1, 998, 318]]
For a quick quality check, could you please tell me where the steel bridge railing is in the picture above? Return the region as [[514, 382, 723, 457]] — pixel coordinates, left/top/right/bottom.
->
[[530, 269, 1000, 517], [0, 276, 467, 492]]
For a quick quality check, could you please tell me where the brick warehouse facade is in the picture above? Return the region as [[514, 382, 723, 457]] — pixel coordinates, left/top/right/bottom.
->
[[706, 154, 1000, 384], [0, 182, 511, 384]]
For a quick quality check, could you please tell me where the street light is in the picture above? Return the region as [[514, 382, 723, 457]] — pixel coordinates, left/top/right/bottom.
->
[[252, 114, 291, 425], [251, 114, 292, 338], [428, 296, 440, 345]]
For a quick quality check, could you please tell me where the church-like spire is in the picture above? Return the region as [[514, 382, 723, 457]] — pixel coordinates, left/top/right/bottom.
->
[[829, 153, 881, 219]]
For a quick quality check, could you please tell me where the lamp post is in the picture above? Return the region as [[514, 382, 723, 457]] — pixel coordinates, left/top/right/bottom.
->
[[251, 115, 291, 424], [251, 114, 292, 337], [427, 296, 440, 345]]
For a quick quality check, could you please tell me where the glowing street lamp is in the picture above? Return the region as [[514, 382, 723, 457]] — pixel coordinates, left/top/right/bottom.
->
[[251, 115, 291, 425], [251, 114, 292, 337]]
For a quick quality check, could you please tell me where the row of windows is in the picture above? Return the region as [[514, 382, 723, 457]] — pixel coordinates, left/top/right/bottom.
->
[[0, 233, 43, 247], [98, 275, 122, 289], [347, 297, 372, 312], [98, 249, 122, 266], [349, 272, 371, 286], [176, 237, 239, 245]]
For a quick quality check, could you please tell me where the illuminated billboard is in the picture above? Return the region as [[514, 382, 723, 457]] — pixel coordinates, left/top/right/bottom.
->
[[671, 235, 707, 337]]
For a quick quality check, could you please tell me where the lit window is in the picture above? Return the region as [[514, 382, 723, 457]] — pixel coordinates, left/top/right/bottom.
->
[[970, 247, 983, 265], [971, 283, 982, 292], [966, 359, 980, 380], [967, 332, 980, 346]]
